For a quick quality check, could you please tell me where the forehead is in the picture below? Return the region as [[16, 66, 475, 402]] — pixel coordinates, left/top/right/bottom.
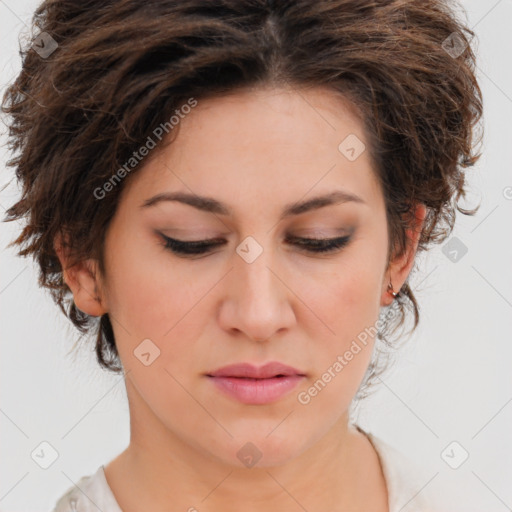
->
[[172, 85, 366, 156], [119, 86, 382, 217]]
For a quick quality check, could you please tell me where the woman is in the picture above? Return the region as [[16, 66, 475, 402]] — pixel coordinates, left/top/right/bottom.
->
[[2, 0, 482, 510]]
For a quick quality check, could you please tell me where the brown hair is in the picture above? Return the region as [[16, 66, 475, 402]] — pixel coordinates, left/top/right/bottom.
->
[[2, 0, 483, 395]]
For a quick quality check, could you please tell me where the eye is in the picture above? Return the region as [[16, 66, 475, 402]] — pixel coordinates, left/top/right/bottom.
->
[[285, 234, 352, 253], [159, 233, 352, 257], [160, 235, 227, 256]]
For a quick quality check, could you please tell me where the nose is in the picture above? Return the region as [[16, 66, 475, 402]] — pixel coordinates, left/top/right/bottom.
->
[[217, 241, 295, 342]]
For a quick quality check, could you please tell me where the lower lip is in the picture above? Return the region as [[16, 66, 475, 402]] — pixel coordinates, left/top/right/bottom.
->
[[207, 375, 305, 405]]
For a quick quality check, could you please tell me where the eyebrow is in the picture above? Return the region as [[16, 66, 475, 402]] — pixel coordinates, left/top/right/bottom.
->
[[140, 189, 365, 220]]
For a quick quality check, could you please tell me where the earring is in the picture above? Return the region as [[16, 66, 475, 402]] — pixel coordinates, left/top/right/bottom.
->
[[387, 280, 398, 298]]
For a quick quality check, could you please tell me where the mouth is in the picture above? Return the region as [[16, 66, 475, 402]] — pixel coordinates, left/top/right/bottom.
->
[[205, 362, 306, 405], [206, 361, 306, 379]]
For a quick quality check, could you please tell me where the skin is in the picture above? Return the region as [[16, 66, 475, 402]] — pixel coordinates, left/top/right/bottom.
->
[[55, 85, 426, 512]]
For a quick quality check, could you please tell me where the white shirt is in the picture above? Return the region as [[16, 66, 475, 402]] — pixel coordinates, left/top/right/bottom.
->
[[51, 429, 436, 512]]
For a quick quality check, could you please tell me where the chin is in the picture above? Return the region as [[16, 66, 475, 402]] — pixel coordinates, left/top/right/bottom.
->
[[216, 430, 314, 469]]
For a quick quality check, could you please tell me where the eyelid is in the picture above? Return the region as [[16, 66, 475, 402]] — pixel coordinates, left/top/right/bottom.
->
[[157, 231, 353, 257], [156, 232, 349, 244]]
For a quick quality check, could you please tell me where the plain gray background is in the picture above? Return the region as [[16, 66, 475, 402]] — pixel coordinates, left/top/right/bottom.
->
[[1, 0, 511, 510]]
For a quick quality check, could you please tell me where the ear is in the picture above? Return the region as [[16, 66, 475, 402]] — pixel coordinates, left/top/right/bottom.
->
[[53, 232, 108, 317], [380, 203, 427, 306]]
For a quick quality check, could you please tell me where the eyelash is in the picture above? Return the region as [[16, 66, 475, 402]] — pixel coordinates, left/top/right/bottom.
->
[[160, 234, 352, 256]]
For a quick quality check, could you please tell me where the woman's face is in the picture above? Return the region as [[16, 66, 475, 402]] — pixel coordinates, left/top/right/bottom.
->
[[87, 86, 420, 468]]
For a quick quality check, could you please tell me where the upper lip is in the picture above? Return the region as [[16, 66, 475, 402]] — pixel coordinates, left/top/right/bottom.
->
[[206, 362, 306, 379]]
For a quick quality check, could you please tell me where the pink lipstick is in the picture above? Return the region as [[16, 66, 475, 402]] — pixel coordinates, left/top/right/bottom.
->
[[206, 362, 306, 405]]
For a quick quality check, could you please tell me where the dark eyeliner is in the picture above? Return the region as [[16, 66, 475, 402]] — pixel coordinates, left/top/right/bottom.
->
[[160, 234, 226, 255], [159, 232, 352, 256], [285, 234, 351, 253]]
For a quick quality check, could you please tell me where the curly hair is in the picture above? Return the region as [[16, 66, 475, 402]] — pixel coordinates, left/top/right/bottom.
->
[[1, 0, 483, 394]]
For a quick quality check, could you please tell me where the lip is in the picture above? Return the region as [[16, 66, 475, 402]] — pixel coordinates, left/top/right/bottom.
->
[[207, 362, 306, 379], [205, 362, 306, 405]]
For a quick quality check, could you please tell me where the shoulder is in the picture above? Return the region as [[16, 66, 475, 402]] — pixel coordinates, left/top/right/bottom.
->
[[359, 427, 439, 512], [51, 465, 122, 512]]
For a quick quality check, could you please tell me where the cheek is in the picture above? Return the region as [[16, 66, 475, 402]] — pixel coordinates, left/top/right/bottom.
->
[[293, 292, 378, 425], [104, 238, 216, 381], [301, 251, 383, 340], [296, 253, 383, 395], [103, 229, 191, 334]]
